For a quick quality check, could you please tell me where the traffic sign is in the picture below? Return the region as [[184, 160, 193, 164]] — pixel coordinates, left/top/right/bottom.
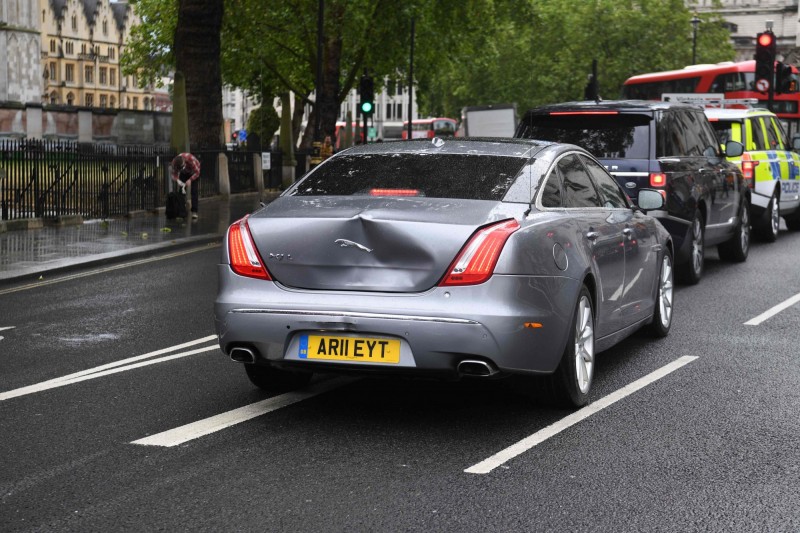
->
[[756, 78, 770, 92]]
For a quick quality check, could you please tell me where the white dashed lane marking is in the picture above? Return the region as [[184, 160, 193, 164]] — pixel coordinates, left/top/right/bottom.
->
[[464, 355, 699, 474], [744, 292, 800, 326]]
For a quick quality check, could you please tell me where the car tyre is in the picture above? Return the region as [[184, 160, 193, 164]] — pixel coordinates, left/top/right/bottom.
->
[[718, 197, 750, 262], [648, 250, 674, 337], [549, 286, 595, 407], [245, 364, 313, 392], [755, 192, 779, 242], [677, 212, 704, 285]]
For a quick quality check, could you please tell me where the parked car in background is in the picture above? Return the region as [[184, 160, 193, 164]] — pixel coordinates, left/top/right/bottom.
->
[[215, 138, 674, 407], [515, 100, 749, 284], [704, 107, 800, 240]]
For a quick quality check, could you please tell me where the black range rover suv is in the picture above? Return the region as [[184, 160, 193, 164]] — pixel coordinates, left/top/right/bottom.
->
[[515, 100, 749, 284]]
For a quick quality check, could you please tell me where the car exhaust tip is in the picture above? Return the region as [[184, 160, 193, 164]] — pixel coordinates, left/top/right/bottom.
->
[[229, 347, 256, 364], [457, 359, 498, 377]]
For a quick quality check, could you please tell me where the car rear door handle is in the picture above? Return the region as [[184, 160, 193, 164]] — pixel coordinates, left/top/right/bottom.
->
[[586, 231, 599, 241]]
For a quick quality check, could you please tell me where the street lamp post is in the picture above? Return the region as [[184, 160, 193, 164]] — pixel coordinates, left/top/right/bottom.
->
[[691, 14, 701, 65]]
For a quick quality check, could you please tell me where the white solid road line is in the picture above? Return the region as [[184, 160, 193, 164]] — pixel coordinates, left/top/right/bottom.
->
[[464, 355, 699, 475], [0, 335, 218, 401], [744, 292, 800, 326], [0, 245, 218, 296], [132, 377, 355, 447]]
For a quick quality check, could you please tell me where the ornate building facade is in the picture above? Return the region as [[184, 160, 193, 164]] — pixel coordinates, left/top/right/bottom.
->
[[40, 0, 155, 110]]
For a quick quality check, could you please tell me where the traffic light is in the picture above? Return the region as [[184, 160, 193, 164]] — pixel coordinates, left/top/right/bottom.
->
[[755, 30, 776, 92], [359, 75, 374, 116], [775, 62, 796, 93], [231, 131, 238, 141]]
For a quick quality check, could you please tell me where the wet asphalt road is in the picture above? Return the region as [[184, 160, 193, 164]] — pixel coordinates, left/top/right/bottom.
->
[[0, 232, 798, 532]]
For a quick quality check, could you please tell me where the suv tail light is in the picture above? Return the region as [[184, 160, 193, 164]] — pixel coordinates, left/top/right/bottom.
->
[[649, 173, 667, 187], [228, 216, 271, 280], [741, 152, 758, 189], [440, 219, 520, 286]]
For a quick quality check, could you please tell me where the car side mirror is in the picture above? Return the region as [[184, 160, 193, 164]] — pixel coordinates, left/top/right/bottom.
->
[[793, 135, 800, 151], [724, 140, 744, 158], [637, 189, 664, 211]]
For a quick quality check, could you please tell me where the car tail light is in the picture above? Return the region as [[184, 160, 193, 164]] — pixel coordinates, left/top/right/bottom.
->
[[369, 188, 420, 196], [228, 216, 270, 280], [649, 173, 667, 187], [741, 152, 758, 189], [440, 219, 520, 286]]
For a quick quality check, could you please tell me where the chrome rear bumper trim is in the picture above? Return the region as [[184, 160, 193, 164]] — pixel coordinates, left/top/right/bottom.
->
[[229, 308, 480, 325]]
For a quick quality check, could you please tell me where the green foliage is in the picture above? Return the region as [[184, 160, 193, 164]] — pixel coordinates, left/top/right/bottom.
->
[[246, 104, 281, 144], [124, 0, 737, 139]]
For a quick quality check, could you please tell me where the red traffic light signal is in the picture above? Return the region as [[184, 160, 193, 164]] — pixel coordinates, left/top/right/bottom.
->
[[757, 32, 774, 47]]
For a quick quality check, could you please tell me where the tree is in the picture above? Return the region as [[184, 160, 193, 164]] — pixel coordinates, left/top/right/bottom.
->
[[174, 0, 224, 149]]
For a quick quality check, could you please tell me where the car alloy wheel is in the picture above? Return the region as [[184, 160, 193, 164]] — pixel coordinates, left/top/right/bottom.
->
[[690, 216, 704, 278], [573, 294, 595, 395], [769, 196, 779, 239], [658, 254, 674, 330], [649, 251, 674, 337], [740, 204, 751, 254]]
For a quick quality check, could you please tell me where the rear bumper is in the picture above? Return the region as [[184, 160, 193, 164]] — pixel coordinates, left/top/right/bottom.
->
[[214, 267, 581, 376]]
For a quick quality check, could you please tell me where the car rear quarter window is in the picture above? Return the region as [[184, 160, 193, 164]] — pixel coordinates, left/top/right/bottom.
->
[[582, 156, 629, 208], [517, 113, 651, 159], [289, 153, 528, 200], [764, 117, 783, 150], [749, 118, 768, 150], [558, 154, 601, 208]]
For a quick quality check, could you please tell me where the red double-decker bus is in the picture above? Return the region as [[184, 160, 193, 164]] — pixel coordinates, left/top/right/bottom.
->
[[622, 61, 800, 136]]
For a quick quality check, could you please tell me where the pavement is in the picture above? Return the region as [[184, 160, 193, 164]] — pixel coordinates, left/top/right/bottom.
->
[[0, 192, 278, 285]]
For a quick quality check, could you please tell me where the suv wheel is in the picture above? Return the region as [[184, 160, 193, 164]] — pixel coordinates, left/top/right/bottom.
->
[[718, 198, 750, 262], [677, 212, 704, 285], [756, 192, 779, 242]]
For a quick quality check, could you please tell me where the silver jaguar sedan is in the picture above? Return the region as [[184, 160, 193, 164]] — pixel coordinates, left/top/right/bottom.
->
[[214, 138, 674, 406]]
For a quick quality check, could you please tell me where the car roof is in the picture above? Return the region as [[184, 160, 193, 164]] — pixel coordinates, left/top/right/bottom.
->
[[703, 108, 776, 120], [524, 99, 702, 115], [339, 137, 552, 158]]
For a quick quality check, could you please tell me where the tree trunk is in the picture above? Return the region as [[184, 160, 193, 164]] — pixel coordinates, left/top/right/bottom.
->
[[174, 0, 224, 150]]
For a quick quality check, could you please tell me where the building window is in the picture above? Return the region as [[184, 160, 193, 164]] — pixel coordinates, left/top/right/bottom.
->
[[49, 62, 57, 81], [133, 97, 139, 110], [110, 96, 116, 108], [109, 48, 115, 60], [81, 43, 86, 55], [386, 103, 391, 119], [67, 92, 74, 105], [85, 66, 94, 83], [50, 92, 58, 105], [71, 15, 77, 30], [109, 68, 116, 86], [65, 41, 73, 55], [86, 94, 94, 107], [100, 95, 107, 108], [65, 64, 74, 82], [102, 19, 108, 36], [99, 67, 107, 85], [50, 40, 56, 53], [397, 83, 403, 96], [43, 10, 46, 22]]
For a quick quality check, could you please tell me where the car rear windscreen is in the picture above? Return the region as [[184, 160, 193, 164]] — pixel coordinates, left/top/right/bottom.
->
[[517, 113, 651, 159], [289, 153, 528, 200]]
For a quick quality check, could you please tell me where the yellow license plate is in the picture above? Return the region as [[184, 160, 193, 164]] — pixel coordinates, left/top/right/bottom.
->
[[299, 334, 401, 364]]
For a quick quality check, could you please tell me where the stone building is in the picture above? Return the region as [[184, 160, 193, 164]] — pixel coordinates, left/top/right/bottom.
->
[[40, 0, 155, 110], [690, 0, 800, 62], [0, 0, 42, 103]]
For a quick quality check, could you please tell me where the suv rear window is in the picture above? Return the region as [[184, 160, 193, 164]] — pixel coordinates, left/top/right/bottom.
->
[[289, 153, 527, 200], [517, 113, 651, 159]]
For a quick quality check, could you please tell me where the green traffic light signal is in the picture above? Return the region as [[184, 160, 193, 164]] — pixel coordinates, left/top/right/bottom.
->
[[360, 101, 373, 114]]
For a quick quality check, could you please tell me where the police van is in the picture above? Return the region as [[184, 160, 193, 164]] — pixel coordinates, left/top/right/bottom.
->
[[704, 107, 800, 241]]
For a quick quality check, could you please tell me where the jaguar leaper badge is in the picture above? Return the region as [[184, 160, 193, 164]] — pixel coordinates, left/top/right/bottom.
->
[[334, 239, 373, 253]]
